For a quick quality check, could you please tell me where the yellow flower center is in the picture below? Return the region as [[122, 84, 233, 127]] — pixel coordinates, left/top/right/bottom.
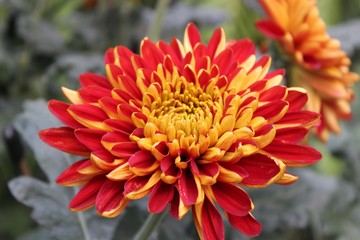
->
[[132, 68, 228, 160]]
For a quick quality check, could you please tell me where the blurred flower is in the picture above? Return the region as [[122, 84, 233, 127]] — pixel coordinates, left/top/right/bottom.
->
[[256, 0, 359, 141], [39, 23, 321, 239]]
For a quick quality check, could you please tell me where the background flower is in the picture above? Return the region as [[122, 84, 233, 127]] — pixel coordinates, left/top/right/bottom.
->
[[39, 23, 321, 239], [256, 0, 359, 141]]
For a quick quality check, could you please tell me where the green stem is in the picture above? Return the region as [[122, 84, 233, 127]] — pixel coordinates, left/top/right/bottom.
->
[[148, 0, 171, 41], [134, 211, 168, 240]]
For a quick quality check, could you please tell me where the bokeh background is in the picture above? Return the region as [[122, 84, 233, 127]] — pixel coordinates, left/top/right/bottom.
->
[[1, 0, 360, 239]]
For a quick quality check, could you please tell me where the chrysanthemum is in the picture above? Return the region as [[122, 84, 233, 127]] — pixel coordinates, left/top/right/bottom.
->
[[39, 23, 321, 239], [256, 0, 359, 141]]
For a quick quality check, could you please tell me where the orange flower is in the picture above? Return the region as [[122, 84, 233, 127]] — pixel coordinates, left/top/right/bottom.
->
[[39, 23, 321, 239], [256, 0, 359, 141]]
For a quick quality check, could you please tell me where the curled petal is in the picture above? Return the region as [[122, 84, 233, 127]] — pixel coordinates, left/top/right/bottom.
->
[[128, 150, 160, 176], [124, 170, 161, 199]]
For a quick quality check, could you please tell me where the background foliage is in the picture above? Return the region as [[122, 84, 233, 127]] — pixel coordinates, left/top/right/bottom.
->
[[1, 0, 360, 239]]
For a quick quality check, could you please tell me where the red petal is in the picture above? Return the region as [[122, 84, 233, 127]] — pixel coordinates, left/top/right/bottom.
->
[[201, 198, 224, 240], [141, 39, 164, 69], [103, 130, 130, 141], [48, 100, 83, 129], [256, 20, 285, 39], [212, 182, 252, 216], [56, 159, 94, 186], [158, 41, 182, 67], [170, 190, 180, 219], [229, 38, 255, 64], [263, 139, 322, 166], [111, 142, 139, 157], [240, 154, 281, 186], [75, 128, 105, 150], [104, 119, 136, 133], [227, 213, 262, 237], [118, 103, 140, 119], [148, 181, 174, 213], [69, 104, 108, 122], [79, 72, 112, 89], [39, 127, 90, 156], [69, 175, 106, 211], [115, 46, 134, 59], [104, 48, 115, 64], [286, 89, 308, 110], [213, 48, 232, 75], [118, 75, 142, 99], [119, 58, 137, 82], [128, 150, 156, 169], [275, 110, 320, 125], [96, 179, 128, 216], [259, 86, 287, 101], [253, 100, 288, 121], [275, 127, 309, 143], [178, 169, 198, 206], [207, 28, 224, 59], [185, 23, 201, 49], [78, 86, 112, 103], [123, 173, 158, 197], [98, 97, 122, 117]]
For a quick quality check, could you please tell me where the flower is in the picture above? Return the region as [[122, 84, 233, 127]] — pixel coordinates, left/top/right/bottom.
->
[[39, 23, 321, 239], [256, 0, 359, 141]]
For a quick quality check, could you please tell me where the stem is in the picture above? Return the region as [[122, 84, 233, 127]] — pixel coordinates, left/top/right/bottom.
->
[[76, 204, 92, 240], [134, 211, 168, 240], [148, 0, 171, 41], [64, 155, 91, 240]]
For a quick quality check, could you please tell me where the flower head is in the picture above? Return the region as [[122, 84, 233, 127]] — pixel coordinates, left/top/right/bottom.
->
[[256, 0, 359, 141], [39, 23, 321, 239]]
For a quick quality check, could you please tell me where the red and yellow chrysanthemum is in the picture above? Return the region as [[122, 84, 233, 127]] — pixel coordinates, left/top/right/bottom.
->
[[256, 0, 359, 141], [39, 23, 321, 239]]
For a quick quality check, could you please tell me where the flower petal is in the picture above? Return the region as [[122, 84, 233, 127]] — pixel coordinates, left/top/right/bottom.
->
[[56, 159, 94, 186], [212, 182, 252, 216], [199, 198, 224, 240], [263, 139, 322, 166], [240, 154, 284, 187], [69, 176, 106, 211], [227, 213, 262, 237], [39, 127, 90, 156], [75, 128, 105, 150], [96, 180, 129, 217], [128, 150, 159, 176], [79, 72, 112, 89], [48, 100, 83, 129], [124, 170, 161, 199], [68, 104, 111, 131], [148, 181, 174, 213], [178, 169, 199, 206]]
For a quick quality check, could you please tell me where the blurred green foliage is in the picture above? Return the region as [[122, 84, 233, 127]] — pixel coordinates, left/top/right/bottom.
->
[[1, 0, 360, 239]]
